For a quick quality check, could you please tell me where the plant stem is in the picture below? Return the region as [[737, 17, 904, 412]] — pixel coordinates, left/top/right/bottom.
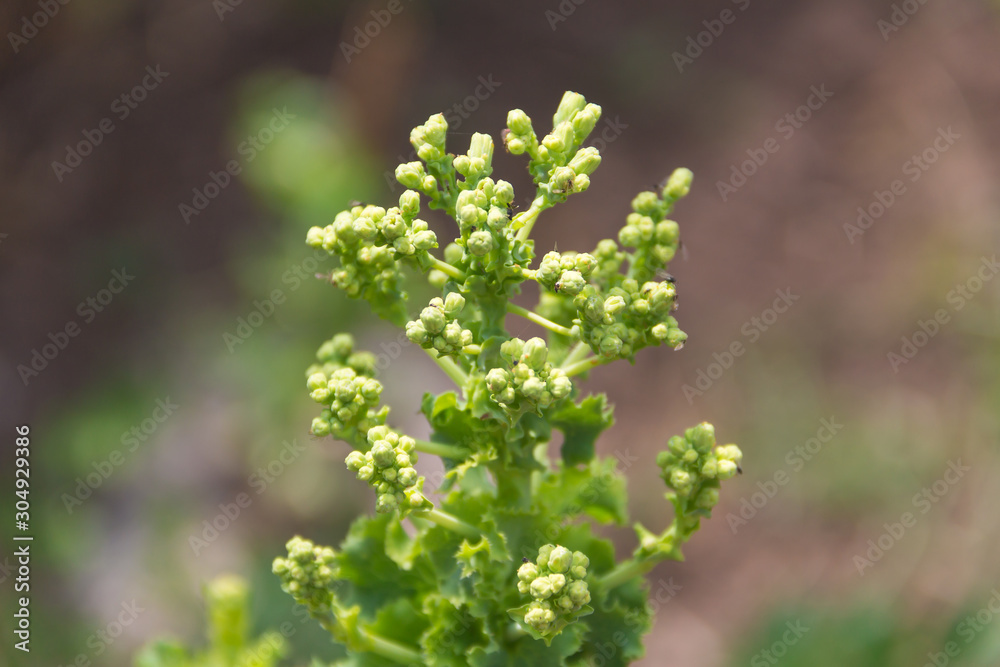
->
[[412, 508, 481, 539], [429, 256, 467, 282], [560, 341, 591, 369], [318, 617, 421, 664], [594, 557, 656, 592], [412, 438, 470, 459], [506, 302, 575, 338], [513, 193, 553, 242], [560, 355, 607, 378], [462, 344, 482, 355], [424, 348, 469, 389]]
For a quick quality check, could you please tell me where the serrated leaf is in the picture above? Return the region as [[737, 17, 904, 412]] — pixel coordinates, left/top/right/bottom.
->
[[534, 456, 630, 525], [549, 395, 614, 465]]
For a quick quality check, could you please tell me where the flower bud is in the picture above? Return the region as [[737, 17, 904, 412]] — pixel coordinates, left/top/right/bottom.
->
[[376, 493, 398, 513], [420, 305, 447, 335], [412, 230, 438, 251], [663, 167, 693, 200], [530, 577, 554, 600], [518, 562, 539, 582], [556, 270, 586, 296], [670, 469, 692, 490], [468, 230, 494, 257], [395, 162, 425, 190], [371, 441, 395, 468], [500, 338, 525, 363], [715, 444, 743, 463], [549, 375, 572, 400], [444, 243, 464, 265], [521, 337, 549, 368], [631, 191, 660, 216], [687, 422, 715, 453], [553, 91, 587, 126], [311, 417, 331, 436], [567, 580, 590, 605], [547, 546, 572, 573], [507, 109, 533, 136], [397, 467, 418, 487], [306, 226, 325, 248], [695, 487, 720, 509], [656, 220, 680, 245], [486, 368, 509, 393], [506, 137, 526, 155], [618, 225, 642, 248], [599, 335, 623, 358], [568, 147, 601, 176], [604, 295, 626, 315], [717, 460, 738, 480], [492, 180, 515, 205], [406, 320, 428, 345]]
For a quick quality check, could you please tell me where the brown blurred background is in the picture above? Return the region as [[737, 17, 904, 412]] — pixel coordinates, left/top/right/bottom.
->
[[2, 0, 1000, 665]]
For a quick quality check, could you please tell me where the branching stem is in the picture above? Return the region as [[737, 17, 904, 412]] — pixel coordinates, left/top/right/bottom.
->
[[560, 355, 608, 378], [506, 302, 575, 338], [513, 193, 553, 242], [412, 508, 480, 539], [424, 348, 469, 389], [412, 438, 470, 459], [429, 257, 467, 282]]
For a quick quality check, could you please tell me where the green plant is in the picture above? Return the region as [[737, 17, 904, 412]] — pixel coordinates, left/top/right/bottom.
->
[[271, 91, 743, 666], [134, 576, 286, 667]]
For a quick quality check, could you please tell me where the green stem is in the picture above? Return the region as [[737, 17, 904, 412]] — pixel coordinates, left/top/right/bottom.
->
[[424, 348, 469, 389], [506, 302, 575, 338], [412, 438, 470, 459], [513, 193, 553, 242], [594, 557, 657, 593], [412, 508, 481, 539], [561, 355, 607, 378], [318, 617, 421, 664], [560, 341, 591, 369], [462, 344, 482, 355], [429, 256, 467, 282]]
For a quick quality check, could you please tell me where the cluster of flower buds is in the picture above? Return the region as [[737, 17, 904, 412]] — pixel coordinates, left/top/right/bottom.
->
[[345, 426, 431, 514], [306, 193, 438, 322], [515, 544, 592, 636], [405, 293, 475, 356], [272, 536, 338, 615], [615, 169, 689, 283], [305, 334, 387, 440], [573, 277, 687, 361], [396, 113, 457, 214], [534, 251, 598, 296], [503, 92, 603, 200], [656, 422, 743, 510], [485, 337, 573, 414]]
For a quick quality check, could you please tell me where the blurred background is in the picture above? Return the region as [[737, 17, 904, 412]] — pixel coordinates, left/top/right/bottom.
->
[[2, 0, 1000, 665]]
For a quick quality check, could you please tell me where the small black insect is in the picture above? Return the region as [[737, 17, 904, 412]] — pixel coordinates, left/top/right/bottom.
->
[[522, 557, 530, 563], [658, 271, 676, 284], [737, 464, 743, 475]]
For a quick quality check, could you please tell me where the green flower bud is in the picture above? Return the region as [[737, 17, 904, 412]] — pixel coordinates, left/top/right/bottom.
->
[[717, 460, 738, 480], [567, 580, 590, 605], [651, 323, 669, 340], [571, 103, 601, 140], [568, 147, 601, 176], [367, 425, 390, 444], [666, 328, 687, 347], [701, 459, 719, 478], [530, 577, 554, 600], [468, 230, 494, 257], [604, 295, 626, 315], [507, 109, 533, 136], [492, 180, 515, 205], [500, 338, 525, 363], [518, 562, 539, 582], [443, 292, 465, 316], [521, 376, 547, 401], [670, 469, 692, 490], [345, 451, 365, 471], [428, 269, 448, 288], [306, 226, 325, 248], [715, 444, 743, 464], [631, 191, 660, 216], [547, 546, 572, 573], [695, 487, 720, 509], [506, 137, 526, 154], [599, 335, 622, 358], [521, 337, 548, 368], [486, 368, 509, 393], [556, 270, 586, 296], [549, 375, 572, 400], [553, 91, 587, 126], [687, 422, 715, 453], [443, 242, 464, 265], [397, 467, 418, 487], [619, 225, 642, 248], [306, 372, 327, 391], [574, 253, 597, 276], [376, 493, 398, 513], [399, 190, 420, 217], [360, 379, 382, 402], [311, 418, 331, 436], [395, 162, 426, 190], [656, 219, 680, 245], [357, 465, 374, 481], [420, 305, 447, 335], [682, 449, 699, 464], [663, 167, 693, 200], [371, 441, 395, 468], [412, 230, 438, 251]]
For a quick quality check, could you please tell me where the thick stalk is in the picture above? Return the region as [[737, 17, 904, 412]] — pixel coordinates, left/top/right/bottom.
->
[[594, 557, 657, 593], [559, 341, 591, 369], [424, 348, 469, 389], [412, 508, 481, 539], [506, 302, 575, 338], [561, 355, 607, 378], [318, 617, 421, 664], [429, 256, 467, 282], [412, 438, 470, 459], [513, 193, 553, 242]]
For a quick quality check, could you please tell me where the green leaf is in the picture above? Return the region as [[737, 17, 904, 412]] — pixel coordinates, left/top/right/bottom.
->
[[534, 456, 629, 525], [549, 395, 614, 465]]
